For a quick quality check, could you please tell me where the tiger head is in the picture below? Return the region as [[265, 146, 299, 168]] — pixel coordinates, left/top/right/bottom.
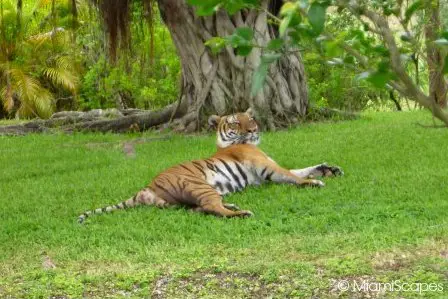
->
[[208, 108, 260, 149]]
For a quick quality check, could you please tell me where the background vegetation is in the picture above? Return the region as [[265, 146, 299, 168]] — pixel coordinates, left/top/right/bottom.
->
[[2, 0, 429, 120], [0, 111, 447, 298], [0, 0, 181, 119]]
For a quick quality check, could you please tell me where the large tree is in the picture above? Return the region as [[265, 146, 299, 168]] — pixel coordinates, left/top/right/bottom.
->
[[95, 0, 308, 131]]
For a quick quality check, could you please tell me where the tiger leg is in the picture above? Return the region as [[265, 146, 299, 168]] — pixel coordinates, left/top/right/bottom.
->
[[258, 158, 325, 187], [193, 204, 253, 217], [291, 163, 344, 178], [187, 185, 252, 217]]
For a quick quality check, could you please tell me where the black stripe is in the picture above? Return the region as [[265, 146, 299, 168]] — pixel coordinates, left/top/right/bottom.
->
[[218, 158, 243, 189], [265, 171, 274, 181], [219, 129, 227, 142], [155, 180, 178, 200], [166, 178, 181, 192], [260, 167, 267, 177], [192, 161, 207, 177], [184, 178, 207, 185], [234, 162, 248, 186], [102, 207, 108, 212], [179, 164, 195, 174], [122, 201, 128, 208], [214, 181, 223, 192], [197, 189, 217, 197], [83, 213, 89, 218], [115, 204, 121, 209], [225, 182, 235, 193], [205, 160, 217, 173], [214, 165, 231, 181]]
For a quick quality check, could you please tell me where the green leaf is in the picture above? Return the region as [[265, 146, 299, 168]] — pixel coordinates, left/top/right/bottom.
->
[[343, 56, 355, 64], [251, 64, 269, 96], [377, 60, 390, 72], [404, 0, 422, 24], [280, 2, 297, 16], [261, 53, 281, 64], [367, 71, 394, 88], [205, 37, 226, 54], [442, 31, 448, 40], [325, 40, 342, 57], [196, 5, 218, 16], [279, 15, 292, 37], [308, 2, 327, 35], [251, 53, 281, 96], [372, 45, 390, 57], [267, 38, 283, 51], [187, 0, 207, 5], [237, 45, 253, 56], [235, 27, 253, 40], [223, 2, 245, 14], [288, 30, 302, 44]]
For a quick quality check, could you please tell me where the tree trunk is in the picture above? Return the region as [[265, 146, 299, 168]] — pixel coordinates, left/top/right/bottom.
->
[[424, 0, 447, 108], [157, 0, 308, 132]]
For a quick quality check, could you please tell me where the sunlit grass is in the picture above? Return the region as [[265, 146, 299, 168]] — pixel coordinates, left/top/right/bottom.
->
[[0, 111, 447, 298]]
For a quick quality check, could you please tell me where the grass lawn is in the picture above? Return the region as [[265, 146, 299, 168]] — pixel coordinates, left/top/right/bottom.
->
[[0, 111, 447, 298]]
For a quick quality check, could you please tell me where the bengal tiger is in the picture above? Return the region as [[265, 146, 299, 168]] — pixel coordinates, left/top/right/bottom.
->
[[78, 108, 343, 223]]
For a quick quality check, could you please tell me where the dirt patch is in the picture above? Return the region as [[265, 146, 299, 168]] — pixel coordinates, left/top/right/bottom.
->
[[149, 271, 299, 298], [371, 240, 448, 271], [329, 275, 384, 299]]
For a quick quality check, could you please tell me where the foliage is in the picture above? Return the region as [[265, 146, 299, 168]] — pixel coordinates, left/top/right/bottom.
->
[[303, 11, 392, 111], [0, 112, 447, 297], [0, 0, 180, 119], [191, 0, 448, 123], [76, 0, 180, 111], [0, 0, 79, 119]]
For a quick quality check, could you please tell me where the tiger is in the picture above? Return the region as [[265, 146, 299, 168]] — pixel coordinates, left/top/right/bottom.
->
[[78, 108, 343, 223]]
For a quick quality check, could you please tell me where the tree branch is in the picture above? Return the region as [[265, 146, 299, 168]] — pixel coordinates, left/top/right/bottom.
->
[[336, 0, 448, 126]]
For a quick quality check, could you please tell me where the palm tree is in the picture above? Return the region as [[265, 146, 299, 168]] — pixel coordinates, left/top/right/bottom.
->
[[0, 0, 78, 119]]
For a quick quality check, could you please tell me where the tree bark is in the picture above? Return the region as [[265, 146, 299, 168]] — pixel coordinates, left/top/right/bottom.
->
[[424, 0, 447, 108], [157, 0, 308, 132], [0, 104, 184, 135]]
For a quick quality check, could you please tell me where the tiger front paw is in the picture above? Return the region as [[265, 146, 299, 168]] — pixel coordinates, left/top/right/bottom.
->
[[318, 163, 344, 177]]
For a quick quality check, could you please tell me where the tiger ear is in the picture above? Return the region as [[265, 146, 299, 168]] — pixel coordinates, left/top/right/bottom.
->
[[208, 115, 221, 129], [245, 107, 255, 118]]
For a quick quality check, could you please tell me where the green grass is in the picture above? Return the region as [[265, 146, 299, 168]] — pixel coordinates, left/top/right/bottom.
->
[[0, 111, 447, 298]]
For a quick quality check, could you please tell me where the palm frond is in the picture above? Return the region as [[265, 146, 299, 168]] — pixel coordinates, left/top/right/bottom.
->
[[0, 85, 14, 112], [8, 68, 54, 118], [42, 59, 78, 93]]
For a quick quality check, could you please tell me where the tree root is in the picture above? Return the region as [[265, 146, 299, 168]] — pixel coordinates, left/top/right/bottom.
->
[[0, 104, 184, 136]]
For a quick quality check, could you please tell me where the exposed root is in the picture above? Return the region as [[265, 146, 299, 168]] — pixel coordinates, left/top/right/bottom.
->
[[0, 104, 184, 136]]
